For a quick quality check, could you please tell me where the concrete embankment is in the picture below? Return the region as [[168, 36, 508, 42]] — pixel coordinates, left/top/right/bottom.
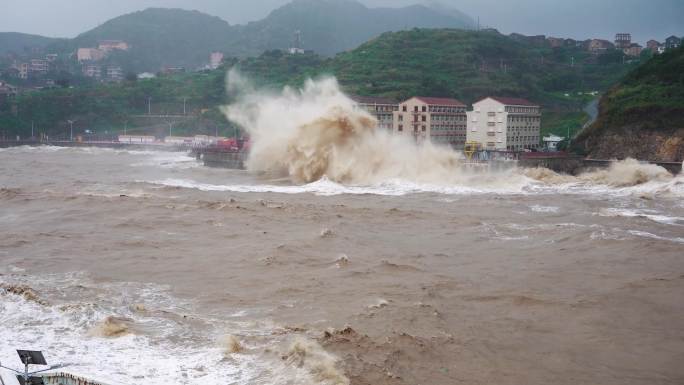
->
[[519, 154, 682, 175]]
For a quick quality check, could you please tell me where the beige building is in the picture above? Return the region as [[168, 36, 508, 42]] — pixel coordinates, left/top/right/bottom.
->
[[98, 40, 129, 52], [29, 59, 49, 75], [351, 95, 398, 131], [77, 48, 106, 62], [466, 97, 541, 151], [392, 96, 467, 147]]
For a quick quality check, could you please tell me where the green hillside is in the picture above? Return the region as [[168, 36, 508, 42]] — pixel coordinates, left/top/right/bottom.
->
[[46, 8, 235, 73], [236, 29, 638, 136], [0, 32, 62, 55], [1, 29, 642, 140], [227, 0, 474, 57], [24, 0, 474, 73], [575, 46, 684, 161]]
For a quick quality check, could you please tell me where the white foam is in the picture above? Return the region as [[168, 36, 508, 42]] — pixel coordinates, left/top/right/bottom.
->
[[627, 230, 684, 244], [529, 205, 560, 213], [144, 175, 541, 196], [598, 208, 684, 226], [131, 152, 201, 170], [0, 276, 267, 385]]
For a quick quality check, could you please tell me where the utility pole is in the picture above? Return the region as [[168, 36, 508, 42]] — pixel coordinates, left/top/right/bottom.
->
[[147, 97, 152, 115], [571, 56, 575, 67], [183, 97, 187, 115], [168, 122, 173, 137], [31, 121, 34, 139], [124, 121, 127, 136], [68, 120, 74, 141]]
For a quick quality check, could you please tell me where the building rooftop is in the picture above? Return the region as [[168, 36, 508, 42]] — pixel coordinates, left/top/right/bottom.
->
[[480, 96, 539, 107], [350, 95, 397, 105], [414, 96, 465, 106]]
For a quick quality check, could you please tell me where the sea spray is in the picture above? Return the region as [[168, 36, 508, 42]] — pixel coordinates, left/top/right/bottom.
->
[[220, 70, 682, 195], [222, 71, 463, 185]]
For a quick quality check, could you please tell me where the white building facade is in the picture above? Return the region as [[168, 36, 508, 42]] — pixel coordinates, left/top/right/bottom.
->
[[466, 97, 541, 151], [392, 97, 467, 148], [351, 95, 398, 131]]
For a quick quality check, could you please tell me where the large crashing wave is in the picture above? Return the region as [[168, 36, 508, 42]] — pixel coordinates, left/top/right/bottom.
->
[[222, 71, 466, 185], [221, 71, 683, 195]]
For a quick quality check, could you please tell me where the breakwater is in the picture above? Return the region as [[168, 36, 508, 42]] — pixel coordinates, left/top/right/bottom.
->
[[519, 153, 682, 175]]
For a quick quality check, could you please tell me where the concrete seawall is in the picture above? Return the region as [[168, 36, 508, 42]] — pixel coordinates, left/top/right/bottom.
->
[[519, 155, 682, 175]]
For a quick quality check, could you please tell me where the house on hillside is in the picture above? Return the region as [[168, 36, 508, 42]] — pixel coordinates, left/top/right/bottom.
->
[[614, 33, 632, 49], [588, 39, 614, 54], [466, 97, 541, 152], [0, 81, 18, 103], [77, 48, 106, 62], [665, 35, 681, 50], [646, 40, 661, 53], [547, 37, 564, 48], [106, 66, 124, 82], [350, 95, 398, 131], [393, 97, 467, 148], [82, 64, 102, 79], [98, 40, 129, 52], [29, 59, 49, 75], [624, 43, 643, 57]]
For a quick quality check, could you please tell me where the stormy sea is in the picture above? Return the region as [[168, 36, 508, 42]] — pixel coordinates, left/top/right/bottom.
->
[[1, 76, 683, 385]]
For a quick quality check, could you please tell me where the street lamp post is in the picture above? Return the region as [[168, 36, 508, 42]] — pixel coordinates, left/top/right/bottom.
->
[[67, 120, 74, 141]]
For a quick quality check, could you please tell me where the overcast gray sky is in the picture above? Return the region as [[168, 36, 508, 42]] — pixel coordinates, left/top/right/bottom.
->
[[2, 0, 683, 43]]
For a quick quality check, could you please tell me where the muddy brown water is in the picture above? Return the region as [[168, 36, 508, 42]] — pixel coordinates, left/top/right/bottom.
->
[[1, 146, 683, 385]]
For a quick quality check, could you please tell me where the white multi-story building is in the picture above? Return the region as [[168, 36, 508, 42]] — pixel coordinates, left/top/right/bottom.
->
[[351, 95, 398, 131], [98, 40, 129, 52], [209, 52, 224, 69], [77, 48, 106, 62], [466, 97, 541, 151], [392, 96, 467, 148]]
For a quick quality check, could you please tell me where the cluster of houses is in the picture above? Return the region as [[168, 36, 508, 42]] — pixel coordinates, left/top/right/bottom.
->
[[76, 40, 130, 81], [5, 54, 58, 80], [512, 32, 681, 58], [353, 95, 544, 152]]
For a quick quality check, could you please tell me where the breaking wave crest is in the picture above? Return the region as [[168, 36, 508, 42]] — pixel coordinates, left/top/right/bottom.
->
[[223, 71, 502, 186], [221, 71, 683, 197]]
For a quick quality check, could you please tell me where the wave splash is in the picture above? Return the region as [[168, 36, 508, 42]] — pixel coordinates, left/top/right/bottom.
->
[[221, 71, 682, 195], [222, 71, 480, 185]]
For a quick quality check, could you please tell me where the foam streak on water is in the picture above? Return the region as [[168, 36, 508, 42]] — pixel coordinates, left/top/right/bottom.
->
[[0, 274, 265, 385]]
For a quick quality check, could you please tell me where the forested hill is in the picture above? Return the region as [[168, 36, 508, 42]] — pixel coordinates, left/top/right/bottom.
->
[[235, 29, 638, 137], [0, 32, 62, 55], [45, 8, 235, 72], [226, 0, 475, 57], [13, 0, 475, 72], [575, 46, 684, 162], [0, 29, 642, 140]]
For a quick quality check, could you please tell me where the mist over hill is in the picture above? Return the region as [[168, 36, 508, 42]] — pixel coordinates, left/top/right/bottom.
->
[[3, 0, 474, 72], [0, 32, 62, 55]]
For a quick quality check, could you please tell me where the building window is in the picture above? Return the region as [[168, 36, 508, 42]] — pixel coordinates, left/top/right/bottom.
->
[[398, 125, 403, 131], [488, 112, 495, 117], [422, 116, 426, 122], [422, 106, 427, 112], [403, 106, 407, 112], [422, 125, 426, 132], [398, 115, 403, 122], [414, 106, 419, 112]]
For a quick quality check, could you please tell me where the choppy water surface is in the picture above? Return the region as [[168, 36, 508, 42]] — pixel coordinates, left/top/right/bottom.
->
[[1, 146, 683, 385]]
